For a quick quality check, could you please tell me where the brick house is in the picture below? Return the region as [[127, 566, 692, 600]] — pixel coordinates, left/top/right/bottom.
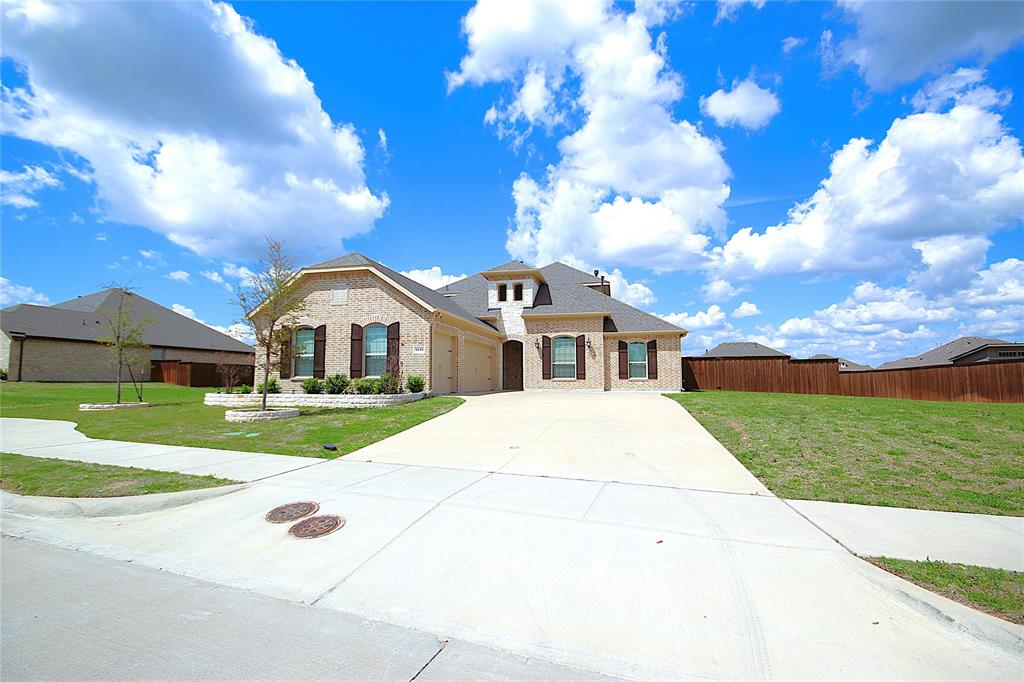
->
[[1, 289, 254, 382], [256, 253, 686, 393]]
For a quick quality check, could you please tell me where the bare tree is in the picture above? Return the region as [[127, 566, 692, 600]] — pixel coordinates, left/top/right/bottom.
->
[[97, 286, 154, 404], [215, 352, 244, 393], [234, 239, 307, 410]]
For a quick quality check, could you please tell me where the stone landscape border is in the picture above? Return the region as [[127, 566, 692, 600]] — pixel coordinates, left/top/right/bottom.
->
[[205, 392, 425, 409], [79, 402, 150, 411], [224, 408, 301, 423]]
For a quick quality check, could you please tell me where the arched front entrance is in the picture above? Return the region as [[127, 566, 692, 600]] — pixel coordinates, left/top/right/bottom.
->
[[502, 340, 523, 391]]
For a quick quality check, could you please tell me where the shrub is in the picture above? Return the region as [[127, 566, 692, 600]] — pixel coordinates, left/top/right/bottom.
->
[[379, 372, 403, 395], [238, 384, 252, 394], [324, 373, 350, 394], [257, 378, 281, 394], [0, 368, 7, 380], [405, 375, 425, 393], [353, 377, 381, 394], [301, 377, 324, 394]]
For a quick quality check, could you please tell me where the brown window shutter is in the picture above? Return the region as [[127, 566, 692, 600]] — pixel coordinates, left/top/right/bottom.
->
[[350, 323, 363, 378], [647, 339, 658, 379], [386, 321, 400, 374], [575, 334, 586, 380], [618, 340, 628, 379], [313, 324, 326, 378], [542, 335, 551, 380], [279, 333, 292, 379]]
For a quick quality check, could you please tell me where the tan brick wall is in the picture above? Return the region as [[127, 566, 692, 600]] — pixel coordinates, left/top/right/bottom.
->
[[255, 271, 433, 392], [12, 338, 152, 382], [523, 317, 605, 390], [605, 334, 682, 391], [161, 348, 253, 365]]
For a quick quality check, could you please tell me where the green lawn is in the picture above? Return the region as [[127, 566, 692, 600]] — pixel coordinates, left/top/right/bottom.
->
[[667, 391, 1024, 516], [870, 557, 1024, 625], [1, 452, 238, 497], [0, 382, 463, 459]]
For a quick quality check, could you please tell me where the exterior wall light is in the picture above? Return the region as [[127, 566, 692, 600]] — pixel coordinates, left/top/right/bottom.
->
[[586, 337, 592, 348], [534, 338, 541, 349]]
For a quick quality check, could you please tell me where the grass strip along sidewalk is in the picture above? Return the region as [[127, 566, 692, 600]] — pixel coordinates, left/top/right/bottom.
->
[[870, 557, 1024, 625], [1, 382, 463, 459], [668, 391, 1024, 516], [1, 452, 239, 498]]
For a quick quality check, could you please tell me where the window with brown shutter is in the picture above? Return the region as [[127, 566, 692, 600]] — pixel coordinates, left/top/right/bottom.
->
[[575, 334, 586, 380], [350, 323, 363, 378], [618, 340, 628, 379], [386, 321, 400, 374], [541, 335, 552, 379], [647, 339, 658, 379], [514, 283, 523, 301], [313, 325, 326, 378], [498, 284, 507, 302]]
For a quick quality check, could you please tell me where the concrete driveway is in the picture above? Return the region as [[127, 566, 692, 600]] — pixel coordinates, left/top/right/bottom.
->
[[349, 391, 768, 494]]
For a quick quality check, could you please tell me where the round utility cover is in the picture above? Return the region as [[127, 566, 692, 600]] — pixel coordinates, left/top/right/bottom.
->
[[265, 501, 319, 524]]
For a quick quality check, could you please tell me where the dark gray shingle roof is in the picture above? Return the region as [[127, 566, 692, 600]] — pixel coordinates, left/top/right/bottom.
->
[[483, 260, 531, 273], [876, 336, 1009, 369], [1, 289, 253, 353], [703, 342, 789, 358], [809, 354, 873, 371], [304, 253, 497, 334]]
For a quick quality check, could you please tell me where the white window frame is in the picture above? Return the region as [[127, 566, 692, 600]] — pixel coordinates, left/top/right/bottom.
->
[[293, 327, 315, 377], [627, 341, 647, 379], [363, 323, 387, 378], [552, 336, 576, 379]]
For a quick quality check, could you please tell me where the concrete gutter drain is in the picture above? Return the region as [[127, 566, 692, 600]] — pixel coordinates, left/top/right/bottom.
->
[[289, 515, 345, 539], [265, 502, 319, 524]]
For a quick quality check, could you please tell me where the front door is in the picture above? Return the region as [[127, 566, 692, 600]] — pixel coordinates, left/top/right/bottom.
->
[[502, 340, 523, 391]]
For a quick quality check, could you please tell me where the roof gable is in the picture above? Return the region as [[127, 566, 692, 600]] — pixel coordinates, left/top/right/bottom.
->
[[876, 336, 1009, 369]]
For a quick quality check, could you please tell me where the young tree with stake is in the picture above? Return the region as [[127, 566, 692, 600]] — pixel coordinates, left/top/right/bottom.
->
[[234, 239, 307, 410], [97, 286, 154, 404]]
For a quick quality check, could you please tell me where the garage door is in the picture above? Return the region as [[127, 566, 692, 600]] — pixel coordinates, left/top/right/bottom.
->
[[462, 340, 492, 393], [431, 331, 453, 394]]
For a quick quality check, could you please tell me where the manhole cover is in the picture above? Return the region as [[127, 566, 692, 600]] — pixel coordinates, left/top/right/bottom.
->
[[289, 515, 345, 539], [265, 501, 319, 524]]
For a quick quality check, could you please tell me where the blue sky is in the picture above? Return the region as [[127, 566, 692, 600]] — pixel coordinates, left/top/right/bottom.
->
[[2, 0, 1022, 364]]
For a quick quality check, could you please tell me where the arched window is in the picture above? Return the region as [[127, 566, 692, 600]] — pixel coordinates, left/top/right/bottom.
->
[[552, 336, 576, 379], [363, 324, 387, 377], [294, 328, 315, 377], [628, 341, 647, 378]]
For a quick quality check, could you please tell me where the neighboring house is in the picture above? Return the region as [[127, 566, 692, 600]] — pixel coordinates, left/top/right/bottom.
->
[[808, 353, 873, 371], [876, 336, 1018, 370], [700, 341, 788, 358], [254, 253, 685, 394], [1, 289, 254, 382]]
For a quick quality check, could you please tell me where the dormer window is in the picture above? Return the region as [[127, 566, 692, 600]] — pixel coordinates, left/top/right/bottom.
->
[[513, 283, 523, 301], [498, 284, 508, 302]]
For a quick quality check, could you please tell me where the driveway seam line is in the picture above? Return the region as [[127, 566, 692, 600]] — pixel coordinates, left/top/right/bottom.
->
[[309, 471, 493, 606], [408, 640, 448, 681]]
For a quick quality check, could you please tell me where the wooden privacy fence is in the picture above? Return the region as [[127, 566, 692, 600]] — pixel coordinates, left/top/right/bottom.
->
[[151, 360, 254, 388], [681, 357, 1024, 403]]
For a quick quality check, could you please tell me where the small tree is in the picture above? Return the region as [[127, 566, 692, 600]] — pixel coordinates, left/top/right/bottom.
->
[[215, 352, 244, 393], [234, 239, 307, 410], [97, 286, 154, 404]]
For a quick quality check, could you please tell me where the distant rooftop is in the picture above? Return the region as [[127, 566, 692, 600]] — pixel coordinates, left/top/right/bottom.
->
[[702, 342, 788, 358], [876, 336, 1009, 370]]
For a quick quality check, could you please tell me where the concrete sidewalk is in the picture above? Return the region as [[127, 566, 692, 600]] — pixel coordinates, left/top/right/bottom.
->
[[0, 418, 326, 482], [789, 499, 1024, 571], [2, 536, 614, 681]]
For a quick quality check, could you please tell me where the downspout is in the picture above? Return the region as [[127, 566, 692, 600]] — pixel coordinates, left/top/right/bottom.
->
[[11, 333, 27, 382]]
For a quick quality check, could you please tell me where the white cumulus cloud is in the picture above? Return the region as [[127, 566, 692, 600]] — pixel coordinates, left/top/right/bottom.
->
[[200, 270, 232, 293], [165, 270, 191, 284], [732, 301, 761, 318], [0, 277, 49, 306], [451, 0, 731, 273], [400, 266, 468, 290], [1, 0, 387, 259], [0, 165, 60, 207], [700, 79, 781, 130]]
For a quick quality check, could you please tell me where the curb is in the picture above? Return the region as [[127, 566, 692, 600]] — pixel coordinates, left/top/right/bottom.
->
[[851, 555, 1024, 658], [0, 483, 249, 518]]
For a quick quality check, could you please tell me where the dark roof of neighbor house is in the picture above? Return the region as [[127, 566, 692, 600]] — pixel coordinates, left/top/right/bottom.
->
[[809, 354, 873, 371], [947, 341, 1024, 362], [434, 260, 682, 333], [1, 289, 253, 353], [304, 253, 498, 334], [875, 336, 1009, 370], [703, 342, 789, 358]]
